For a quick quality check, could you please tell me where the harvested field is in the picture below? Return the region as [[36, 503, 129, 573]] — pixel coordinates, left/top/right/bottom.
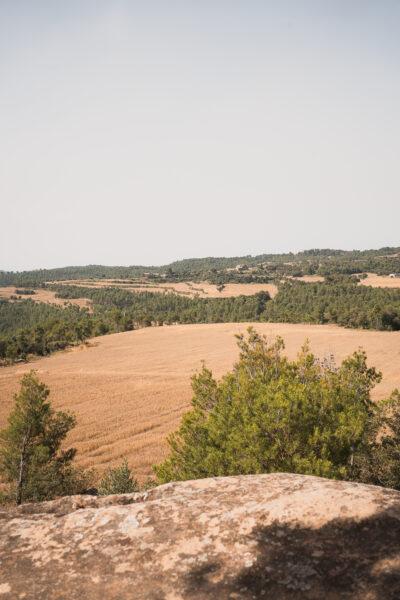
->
[[52, 279, 278, 298], [1, 323, 399, 482], [290, 275, 325, 283], [0, 287, 91, 309], [359, 273, 400, 289]]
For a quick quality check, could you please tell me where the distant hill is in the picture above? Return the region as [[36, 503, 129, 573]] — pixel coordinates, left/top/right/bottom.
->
[[1, 246, 400, 286]]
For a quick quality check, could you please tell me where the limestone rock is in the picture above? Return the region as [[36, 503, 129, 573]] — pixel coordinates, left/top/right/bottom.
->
[[1, 473, 400, 599]]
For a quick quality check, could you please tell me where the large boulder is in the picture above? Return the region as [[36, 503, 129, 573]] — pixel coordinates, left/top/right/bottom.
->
[[1, 473, 400, 599]]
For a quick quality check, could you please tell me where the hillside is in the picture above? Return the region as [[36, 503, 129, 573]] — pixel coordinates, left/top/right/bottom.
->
[[1, 473, 400, 599], [2, 246, 400, 287], [1, 323, 399, 481], [48, 279, 279, 299]]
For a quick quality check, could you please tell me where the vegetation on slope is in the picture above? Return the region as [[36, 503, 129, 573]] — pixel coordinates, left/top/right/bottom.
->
[[51, 280, 400, 332], [2, 273, 400, 365], [263, 280, 400, 330], [1, 246, 400, 287], [0, 300, 94, 362], [0, 290, 270, 363]]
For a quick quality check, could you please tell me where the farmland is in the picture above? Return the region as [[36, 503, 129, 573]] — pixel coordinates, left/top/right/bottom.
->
[[0, 286, 90, 309], [1, 322, 399, 482], [50, 279, 278, 298], [360, 273, 400, 289]]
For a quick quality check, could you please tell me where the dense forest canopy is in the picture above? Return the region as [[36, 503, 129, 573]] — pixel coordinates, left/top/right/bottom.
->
[[263, 280, 400, 330]]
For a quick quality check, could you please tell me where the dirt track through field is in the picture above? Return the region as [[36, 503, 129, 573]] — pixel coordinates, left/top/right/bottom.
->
[[1, 323, 399, 481]]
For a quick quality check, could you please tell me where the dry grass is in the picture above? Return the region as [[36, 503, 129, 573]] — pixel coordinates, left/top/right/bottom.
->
[[52, 279, 278, 299], [0, 287, 90, 309], [1, 323, 399, 482], [359, 273, 400, 289]]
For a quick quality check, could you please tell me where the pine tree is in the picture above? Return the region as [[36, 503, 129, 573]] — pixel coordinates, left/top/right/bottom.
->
[[155, 328, 391, 485], [0, 371, 87, 504]]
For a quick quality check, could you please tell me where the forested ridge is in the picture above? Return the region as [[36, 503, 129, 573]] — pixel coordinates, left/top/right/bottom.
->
[[1, 246, 400, 287]]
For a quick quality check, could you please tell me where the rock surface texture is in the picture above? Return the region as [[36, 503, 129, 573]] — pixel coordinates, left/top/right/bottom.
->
[[1, 473, 400, 599]]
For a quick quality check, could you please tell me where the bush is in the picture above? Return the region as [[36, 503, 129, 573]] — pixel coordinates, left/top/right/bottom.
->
[[15, 289, 36, 295], [98, 460, 139, 495], [155, 328, 400, 488], [352, 390, 400, 488]]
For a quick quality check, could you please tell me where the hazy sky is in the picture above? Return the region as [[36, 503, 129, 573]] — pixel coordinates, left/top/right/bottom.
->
[[1, 1, 399, 270]]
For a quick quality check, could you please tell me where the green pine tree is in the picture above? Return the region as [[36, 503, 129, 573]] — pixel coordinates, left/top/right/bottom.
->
[[0, 371, 89, 504], [154, 328, 396, 486]]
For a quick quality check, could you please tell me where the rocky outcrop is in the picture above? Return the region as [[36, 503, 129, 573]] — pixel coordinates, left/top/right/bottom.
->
[[1, 473, 400, 599]]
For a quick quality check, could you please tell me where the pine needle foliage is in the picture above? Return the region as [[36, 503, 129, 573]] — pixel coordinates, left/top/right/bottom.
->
[[155, 328, 400, 487], [98, 460, 139, 495], [0, 371, 91, 504]]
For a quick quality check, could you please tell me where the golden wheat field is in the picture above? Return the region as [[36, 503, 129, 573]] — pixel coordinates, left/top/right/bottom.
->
[[1, 323, 400, 482], [360, 273, 400, 289], [0, 287, 90, 309], [52, 279, 279, 298]]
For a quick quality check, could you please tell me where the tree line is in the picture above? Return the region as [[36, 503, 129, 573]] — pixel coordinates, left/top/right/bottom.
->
[[1, 246, 400, 287], [263, 280, 400, 330], [2, 277, 400, 365], [0, 300, 94, 362], [0, 290, 271, 363]]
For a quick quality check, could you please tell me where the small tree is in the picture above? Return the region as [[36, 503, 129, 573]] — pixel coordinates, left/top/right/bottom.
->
[[98, 460, 139, 495], [0, 371, 88, 504]]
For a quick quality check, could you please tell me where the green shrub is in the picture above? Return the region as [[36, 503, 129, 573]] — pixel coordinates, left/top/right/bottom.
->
[[155, 328, 400, 488], [98, 460, 139, 495]]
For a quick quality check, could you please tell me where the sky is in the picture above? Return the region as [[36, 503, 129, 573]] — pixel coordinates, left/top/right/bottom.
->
[[0, 1, 399, 271]]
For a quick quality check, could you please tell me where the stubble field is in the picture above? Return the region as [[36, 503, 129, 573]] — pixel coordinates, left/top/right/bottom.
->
[[1, 323, 399, 482], [359, 273, 400, 289], [0, 287, 90, 309], [51, 279, 279, 298]]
